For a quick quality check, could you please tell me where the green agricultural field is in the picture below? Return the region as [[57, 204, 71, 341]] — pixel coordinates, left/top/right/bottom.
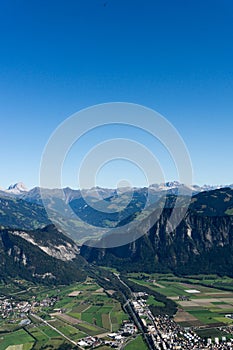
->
[[124, 335, 148, 350], [5, 344, 34, 350], [60, 284, 127, 333], [52, 324, 83, 341], [136, 278, 228, 298], [112, 309, 129, 325], [195, 327, 231, 340], [26, 327, 49, 342], [0, 324, 19, 334], [76, 322, 105, 336], [188, 309, 226, 325], [82, 308, 103, 328], [0, 277, 128, 349], [128, 273, 233, 332], [129, 278, 192, 297], [0, 329, 34, 349], [102, 314, 111, 330], [23, 326, 65, 350], [147, 295, 165, 307], [38, 325, 59, 338], [70, 304, 90, 313], [159, 274, 233, 294], [23, 344, 34, 350], [67, 312, 82, 319], [99, 266, 119, 274], [32, 338, 69, 350]]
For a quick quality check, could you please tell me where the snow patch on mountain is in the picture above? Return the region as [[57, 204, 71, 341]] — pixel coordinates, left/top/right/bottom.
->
[[7, 182, 28, 194]]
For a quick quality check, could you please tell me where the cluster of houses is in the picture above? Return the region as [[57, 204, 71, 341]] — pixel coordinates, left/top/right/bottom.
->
[[132, 291, 149, 317], [38, 295, 59, 307], [77, 321, 137, 349], [147, 314, 204, 349], [0, 299, 32, 319], [0, 295, 59, 320], [4, 283, 233, 349], [131, 292, 202, 348], [129, 292, 233, 349], [77, 336, 102, 348]]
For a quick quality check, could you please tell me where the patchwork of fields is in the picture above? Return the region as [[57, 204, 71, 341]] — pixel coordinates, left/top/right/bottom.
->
[[2, 273, 233, 348], [129, 273, 233, 339], [0, 278, 128, 349]]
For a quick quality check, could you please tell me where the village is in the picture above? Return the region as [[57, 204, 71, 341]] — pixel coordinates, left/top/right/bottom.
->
[[128, 291, 233, 350], [2, 282, 233, 349], [0, 295, 59, 320], [76, 321, 137, 348]]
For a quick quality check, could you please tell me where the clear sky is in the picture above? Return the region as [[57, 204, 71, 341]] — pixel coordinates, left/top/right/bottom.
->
[[0, 0, 233, 189]]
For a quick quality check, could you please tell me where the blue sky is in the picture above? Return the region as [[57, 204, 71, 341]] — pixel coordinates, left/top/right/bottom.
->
[[0, 0, 233, 189]]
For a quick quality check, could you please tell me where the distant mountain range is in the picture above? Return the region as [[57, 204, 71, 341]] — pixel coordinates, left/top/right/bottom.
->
[[0, 181, 230, 198], [0, 181, 233, 243], [2, 182, 233, 283]]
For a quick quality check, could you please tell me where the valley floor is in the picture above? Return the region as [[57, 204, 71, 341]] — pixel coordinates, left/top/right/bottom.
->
[[127, 273, 233, 345], [0, 277, 130, 350], [2, 272, 233, 349]]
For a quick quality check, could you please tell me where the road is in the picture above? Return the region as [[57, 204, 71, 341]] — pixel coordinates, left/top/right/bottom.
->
[[87, 265, 155, 349], [114, 274, 155, 350], [31, 313, 81, 349]]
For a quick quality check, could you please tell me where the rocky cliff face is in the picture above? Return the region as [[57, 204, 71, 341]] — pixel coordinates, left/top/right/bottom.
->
[[10, 224, 80, 261], [81, 189, 233, 276], [0, 225, 87, 284]]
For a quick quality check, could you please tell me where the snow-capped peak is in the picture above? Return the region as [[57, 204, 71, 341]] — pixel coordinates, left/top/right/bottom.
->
[[7, 182, 28, 194]]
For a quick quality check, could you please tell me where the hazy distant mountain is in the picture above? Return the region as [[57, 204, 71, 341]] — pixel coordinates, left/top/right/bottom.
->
[[6, 182, 28, 194], [0, 181, 232, 244], [0, 196, 50, 230], [0, 193, 101, 243], [0, 181, 230, 201], [0, 183, 116, 203]]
